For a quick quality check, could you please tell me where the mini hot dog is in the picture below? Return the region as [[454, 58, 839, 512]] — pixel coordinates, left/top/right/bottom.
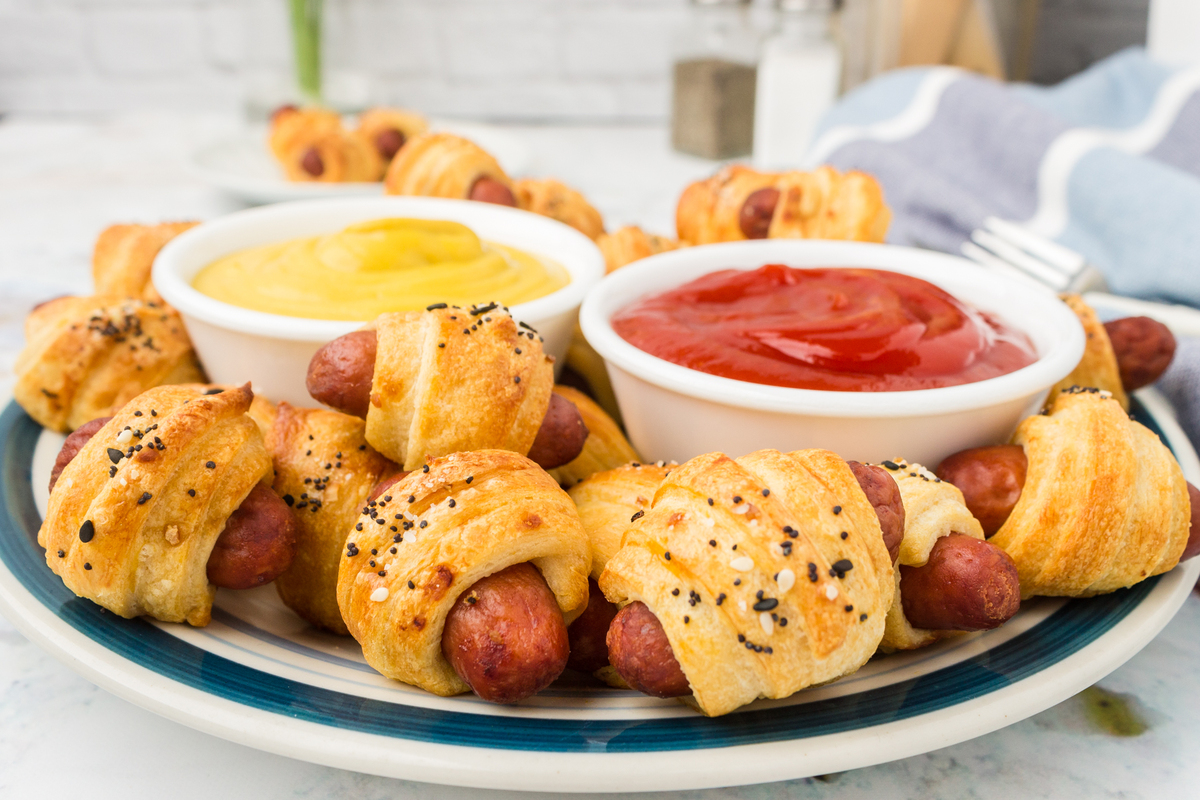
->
[[51, 416, 298, 590], [937, 442, 1200, 561], [468, 176, 518, 207], [606, 600, 689, 698], [442, 562, 570, 703], [1104, 316, 1176, 391], [737, 187, 779, 240], [898, 532, 1020, 631], [566, 578, 618, 674], [307, 328, 589, 469]]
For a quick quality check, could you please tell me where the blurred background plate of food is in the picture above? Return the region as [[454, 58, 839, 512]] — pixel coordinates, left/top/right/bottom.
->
[[191, 119, 533, 206]]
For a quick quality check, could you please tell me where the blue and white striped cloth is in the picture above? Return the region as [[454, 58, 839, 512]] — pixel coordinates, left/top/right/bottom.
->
[[805, 48, 1200, 308], [806, 49, 1200, 447]]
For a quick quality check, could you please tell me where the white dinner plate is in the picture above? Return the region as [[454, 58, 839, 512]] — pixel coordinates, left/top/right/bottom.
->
[[0, 391, 1196, 793], [191, 120, 533, 205]]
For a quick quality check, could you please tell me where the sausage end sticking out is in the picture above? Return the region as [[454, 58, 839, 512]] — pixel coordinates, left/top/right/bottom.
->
[[738, 187, 780, 240], [899, 533, 1020, 631], [935, 445, 1027, 538], [300, 147, 325, 178], [442, 563, 569, 704], [469, 177, 518, 207], [374, 128, 406, 161], [606, 601, 690, 698], [207, 483, 299, 590], [50, 417, 298, 591], [526, 394, 589, 470], [567, 578, 618, 673], [1183, 482, 1200, 561], [49, 416, 113, 493], [1104, 316, 1176, 392], [846, 460, 905, 563], [306, 329, 378, 418]]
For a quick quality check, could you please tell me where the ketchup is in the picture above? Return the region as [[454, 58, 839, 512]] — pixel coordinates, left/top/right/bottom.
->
[[611, 265, 1037, 392]]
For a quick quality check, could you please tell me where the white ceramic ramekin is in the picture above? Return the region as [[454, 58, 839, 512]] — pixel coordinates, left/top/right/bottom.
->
[[580, 240, 1086, 467], [153, 197, 604, 405]]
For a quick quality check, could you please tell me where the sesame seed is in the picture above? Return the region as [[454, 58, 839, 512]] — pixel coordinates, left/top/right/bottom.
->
[[422, 465, 429, 473], [777, 569, 795, 592], [56, 549, 65, 558], [832, 505, 842, 515], [707, 498, 714, 506], [419, 520, 427, 528], [137, 492, 152, 505], [370, 587, 389, 602], [753, 598, 778, 611], [84, 563, 92, 570], [762, 489, 770, 497], [663, 551, 671, 561], [824, 585, 839, 600], [672, 588, 680, 596], [514, 376, 521, 384], [448, 498, 456, 508], [760, 612, 774, 635], [840, 531, 849, 540], [730, 556, 754, 572], [683, 616, 690, 624], [881, 461, 900, 470], [860, 613, 868, 621], [709, 539, 717, 547], [844, 605, 854, 612], [79, 520, 95, 543], [716, 593, 726, 605], [733, 495, 742, 504], [206, 461, 216, 469], [630, 510, 644, 522]]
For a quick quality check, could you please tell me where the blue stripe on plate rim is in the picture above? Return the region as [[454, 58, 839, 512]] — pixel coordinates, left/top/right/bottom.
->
[[0, 399, 1173, 753]]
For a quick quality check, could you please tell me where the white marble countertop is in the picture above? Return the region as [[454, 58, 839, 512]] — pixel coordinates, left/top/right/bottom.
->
[[1, 114, 1198, 800]]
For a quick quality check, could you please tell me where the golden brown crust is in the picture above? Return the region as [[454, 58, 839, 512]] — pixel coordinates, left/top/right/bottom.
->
[[364, 306, 554, 470], [513, 178, 605, 240], [675, 164, 891, 245], [1048, 294, 1129, 410], [547, 385, 640, 488], [337, 449, 591, 696], [92, 222, 199, 301], [268, 403, 394, 634], [993, 388, 1189, 597], [383, 132, 511, 199], [676, 165, 778, 245], [769, 166, 891, 242], [15, 295, 205, 432], [596, 226, 686, 273], [568, 461, 674, 580], [37, 384, 271, 626], [598, 449, 894, 717], [875, 460, 985, 651], [268, 107, 382, 182]]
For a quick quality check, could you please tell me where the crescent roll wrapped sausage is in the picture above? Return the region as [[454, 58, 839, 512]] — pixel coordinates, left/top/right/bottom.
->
[[38, 385, 279, 626], [993, 387, 1191, 597], [513, 178, 605, 240], [599, 449, 894, 717], [875, 460, 1017, 651], [352, 107, 429, 166], [268, 403, 397, 634], [1048, 295, 1130, 410], [269, 106, 382, 182], [383, 132, 515, 206], [337, 449, 591, 699], [15, 295, 205, 432], [546, 385, 640, 488], [675, 164, 890, 245], [596, 226, 686, 273], [92, 221, 198, 301], [308, 305, 557, 470]]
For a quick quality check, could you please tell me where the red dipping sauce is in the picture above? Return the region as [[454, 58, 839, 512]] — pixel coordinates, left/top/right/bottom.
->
[[611, 265, 1037, 392]]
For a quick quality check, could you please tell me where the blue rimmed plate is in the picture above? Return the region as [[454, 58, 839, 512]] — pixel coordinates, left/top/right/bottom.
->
[[1, 392, 1197, 793]]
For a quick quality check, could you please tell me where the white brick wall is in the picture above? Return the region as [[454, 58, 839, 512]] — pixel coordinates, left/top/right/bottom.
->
[[0, 0, 695, 121]]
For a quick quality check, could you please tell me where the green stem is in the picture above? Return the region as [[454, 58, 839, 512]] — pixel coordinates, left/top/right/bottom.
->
[[289, 0, 323, 104]]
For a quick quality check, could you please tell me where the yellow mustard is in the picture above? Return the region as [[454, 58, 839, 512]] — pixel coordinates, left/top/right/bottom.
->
[[192, 218, 570, 320]]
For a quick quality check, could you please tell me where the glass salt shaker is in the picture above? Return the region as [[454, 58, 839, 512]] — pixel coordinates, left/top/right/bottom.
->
[[753, 0, 842, 170], [671, 0, 762, 160]]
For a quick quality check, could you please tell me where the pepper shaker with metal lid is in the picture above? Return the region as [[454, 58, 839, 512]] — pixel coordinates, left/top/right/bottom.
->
[[671, 0, 762, 160]]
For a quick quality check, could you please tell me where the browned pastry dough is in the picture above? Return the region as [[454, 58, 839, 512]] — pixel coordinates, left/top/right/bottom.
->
[[363, 305, 555, 470], [38, 384, 272, 626], [352, 107, 429, 164], [993, 387, 1191, 597], [14, 295, 205, 432], [383, 132, 512, 201], [513, 178, 605, 240], [337, 449, 590, 697], [268, 403, 395, 634], [1048, 294, 1129, 410], [568, 461, 675, 580], [596, 226, 687, 273], [598, 449, 893, 716], [547, 385, 640, 488], [675, 164, 891, 245], [269, 106, 382, 183], [92, 222, 198, 301]]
